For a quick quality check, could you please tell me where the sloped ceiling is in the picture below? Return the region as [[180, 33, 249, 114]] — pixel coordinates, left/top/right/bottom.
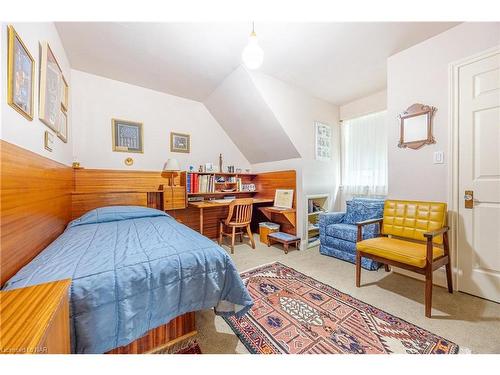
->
[[204, 67, 300, 164], [55, 22, 460, 104], [54, 22, 460, 165]]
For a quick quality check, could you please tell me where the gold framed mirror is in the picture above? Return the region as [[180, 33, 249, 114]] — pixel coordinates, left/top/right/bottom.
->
[[398, 103, 436, 150]]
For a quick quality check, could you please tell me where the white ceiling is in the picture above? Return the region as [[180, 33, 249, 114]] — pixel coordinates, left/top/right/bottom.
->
[[56, 22, 459, 105]]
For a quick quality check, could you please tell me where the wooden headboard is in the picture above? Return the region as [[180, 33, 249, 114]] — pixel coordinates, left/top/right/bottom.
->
[[72, 169, 175, 219], [0, 141, 72, 286]]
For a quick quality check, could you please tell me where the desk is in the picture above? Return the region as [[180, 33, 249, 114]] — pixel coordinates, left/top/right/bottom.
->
[[189, 198, 274, 235], [259, 206, 296, 227]]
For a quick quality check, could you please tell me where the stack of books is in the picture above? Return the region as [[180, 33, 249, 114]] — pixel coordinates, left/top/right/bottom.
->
[[187, 173, 215, 193]]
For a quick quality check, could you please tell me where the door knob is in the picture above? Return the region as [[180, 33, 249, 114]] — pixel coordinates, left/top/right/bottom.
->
[[464, 190, 473, 209]]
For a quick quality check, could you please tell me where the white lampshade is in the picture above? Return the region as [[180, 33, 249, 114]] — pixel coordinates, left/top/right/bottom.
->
[[163, 158, 180, 171], [242, 32, 264, 70]]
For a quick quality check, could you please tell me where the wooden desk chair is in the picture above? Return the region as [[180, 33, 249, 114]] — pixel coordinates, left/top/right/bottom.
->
[[355, 200, 452, 318], [218, 198, 255, 254]]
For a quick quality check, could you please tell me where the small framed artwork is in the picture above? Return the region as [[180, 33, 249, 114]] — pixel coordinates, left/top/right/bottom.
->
[[40, 42, 63, 132], [274, 189, 294, 209], [7, 25, 35, 121], [57, 110, 68, 143], [170, 132, 190, 153], [44, 131, 54, 152], [61, 75, 69, 111], [315, 122, 332, 161], [112, 119, 144, 153]]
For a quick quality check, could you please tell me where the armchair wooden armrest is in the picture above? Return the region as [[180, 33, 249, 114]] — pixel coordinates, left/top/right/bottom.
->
[[356, 218, 383, 242], [423, 226, 449, 239], [356, 218, 383, 227], [424, 226, 450, 264]]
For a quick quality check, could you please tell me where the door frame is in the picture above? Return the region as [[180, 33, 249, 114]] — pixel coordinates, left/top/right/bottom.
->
[[448, 46, 500, 292]]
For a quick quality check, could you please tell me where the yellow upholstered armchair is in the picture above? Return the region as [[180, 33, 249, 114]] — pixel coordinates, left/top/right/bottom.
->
[[355, 200, 453, 318]]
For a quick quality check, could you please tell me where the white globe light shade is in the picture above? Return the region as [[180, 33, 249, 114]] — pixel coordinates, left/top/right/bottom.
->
[[242, 33, 264, 70]]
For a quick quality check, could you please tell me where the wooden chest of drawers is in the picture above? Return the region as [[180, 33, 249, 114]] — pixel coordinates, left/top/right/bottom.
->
[[0, 279, 71, 354], [163, 186, 187, 210]]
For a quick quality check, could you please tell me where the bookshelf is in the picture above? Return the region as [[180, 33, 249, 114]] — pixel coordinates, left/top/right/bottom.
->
[[305, 194, 330, 248], [186, 172, 258, 197]]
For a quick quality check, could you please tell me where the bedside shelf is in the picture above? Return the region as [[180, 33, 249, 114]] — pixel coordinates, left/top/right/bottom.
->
[[306, 194, 330, 248], [0, 279, 71, 354]]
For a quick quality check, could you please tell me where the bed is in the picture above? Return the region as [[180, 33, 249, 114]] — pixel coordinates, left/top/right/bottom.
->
[[2, 206, 253, 354]]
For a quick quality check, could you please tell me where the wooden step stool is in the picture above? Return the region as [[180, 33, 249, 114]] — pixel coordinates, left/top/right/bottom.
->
[[267, 232, 301, 254]]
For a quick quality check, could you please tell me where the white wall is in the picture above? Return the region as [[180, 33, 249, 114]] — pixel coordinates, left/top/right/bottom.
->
[[387, 22, 500, 287], [71, 70, 250, 171], [387, 22, 500, 203], [204, 66, 300, 164], [249, 72, 340, 243], [0, 22, 72, 165], [339, 90, 387, 121]]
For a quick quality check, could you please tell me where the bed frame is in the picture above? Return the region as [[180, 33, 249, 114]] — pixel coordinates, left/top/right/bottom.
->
[[105, 312, 197, 354], [0, 140, 196, 354]]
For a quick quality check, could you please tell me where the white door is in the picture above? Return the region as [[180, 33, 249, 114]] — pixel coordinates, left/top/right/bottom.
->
[[458, 49, 500, 303]]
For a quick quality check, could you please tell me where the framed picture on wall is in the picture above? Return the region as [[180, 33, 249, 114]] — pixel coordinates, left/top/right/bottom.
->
[[274, 189, 294, 209], [57, 110, 68, 143], [170, 132, 190, 153], [44, 131, 54, 152], [112, 119, 144, 153], [315, 121, 332, 161], [7, 25, 35, 121], [61, 74, 69, 112], [39, 41, 63, 132]]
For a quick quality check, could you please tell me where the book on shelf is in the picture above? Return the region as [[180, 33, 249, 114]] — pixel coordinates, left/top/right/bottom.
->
[[187, 173, 216, 193], [200, 174, 215, 193], [192, 173, 199, 193], [187, 172, 251, 194]]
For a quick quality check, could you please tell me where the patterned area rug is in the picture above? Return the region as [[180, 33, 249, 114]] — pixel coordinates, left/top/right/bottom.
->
[[153, 339, 202, 354], [173, 340, 202, 354], [223, 262, 460, 354]]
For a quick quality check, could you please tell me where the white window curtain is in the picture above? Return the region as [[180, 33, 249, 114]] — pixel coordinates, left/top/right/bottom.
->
[[339, 111, 388, 208]]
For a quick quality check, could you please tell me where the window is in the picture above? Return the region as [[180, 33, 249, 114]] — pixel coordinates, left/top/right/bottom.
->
[[340, 111, 388, 203]]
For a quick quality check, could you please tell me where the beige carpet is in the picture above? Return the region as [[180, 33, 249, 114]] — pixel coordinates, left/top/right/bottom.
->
[[195, 235, 500, 354]]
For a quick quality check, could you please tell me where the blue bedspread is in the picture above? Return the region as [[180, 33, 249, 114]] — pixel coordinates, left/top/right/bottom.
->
[[3, 206, 253, 353]]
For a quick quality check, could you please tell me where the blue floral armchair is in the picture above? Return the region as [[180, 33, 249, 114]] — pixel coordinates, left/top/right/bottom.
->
[[319, 197, 385, 270]]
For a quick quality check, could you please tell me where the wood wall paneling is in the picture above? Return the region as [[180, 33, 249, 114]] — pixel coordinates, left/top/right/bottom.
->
[[0, 140, 72, 286], [254, 170, 296, 201], [73, 169, 180, 193], [254, 170, 297, 235]]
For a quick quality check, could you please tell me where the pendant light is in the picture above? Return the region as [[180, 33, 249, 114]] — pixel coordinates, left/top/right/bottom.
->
[[242, 22, 264, 70]]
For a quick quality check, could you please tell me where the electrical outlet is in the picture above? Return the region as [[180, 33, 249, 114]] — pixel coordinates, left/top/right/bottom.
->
[[433, 151, 444, 164]]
